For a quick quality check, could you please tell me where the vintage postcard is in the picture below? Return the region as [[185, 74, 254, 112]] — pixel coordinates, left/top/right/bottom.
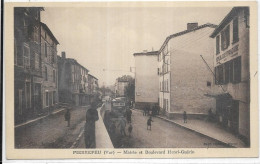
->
[[3, 1, 258, 160]]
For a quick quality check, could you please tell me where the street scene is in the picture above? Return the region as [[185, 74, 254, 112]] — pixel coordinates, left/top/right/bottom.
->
[[14, 6, 250, 149]]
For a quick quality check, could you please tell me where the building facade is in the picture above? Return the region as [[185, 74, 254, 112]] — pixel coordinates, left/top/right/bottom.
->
[[114, 76, 130, 97], [134, 51, 159, 109], [158, 23, 217, 117], [58, 52, 90, 106], [14, 7, 44, 123], [88, 74, 99, 95], [40, 22, 59, 111], [209, 7, 250, 143]]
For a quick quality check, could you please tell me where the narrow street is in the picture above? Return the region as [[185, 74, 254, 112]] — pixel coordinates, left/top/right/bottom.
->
[[15, 106, 88, 148]]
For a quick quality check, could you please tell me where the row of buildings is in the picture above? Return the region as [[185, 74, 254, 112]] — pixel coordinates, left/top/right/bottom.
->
[[14, 7, 99, 124], [134, 7, 250, 144]]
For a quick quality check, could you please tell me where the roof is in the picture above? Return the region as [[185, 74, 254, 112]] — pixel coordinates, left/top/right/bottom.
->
[[88, 74, 98, 80], [133, 51, 159, 56], [40, 22, 59, 44], [210, 7, 249, 38], [65, 58, 89, 72], [159, 23, 217, 52]]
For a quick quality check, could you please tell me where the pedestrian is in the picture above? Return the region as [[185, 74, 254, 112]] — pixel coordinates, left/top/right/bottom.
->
[[64, 108, 71, 127], [128, 123, 133, 137], [144, 105, 149, 116], [152, 105, 156, 116], [84, 99, 99, 148], [183, 111, 187, 123], [126, 108, 132, 123], [143, 107, 146, 116], [207, 108, 213, 122], [118, 116, 126, 136], [109, 121, 116, 136], [156, 105, 160, 115], [147, 116, 153, 130]]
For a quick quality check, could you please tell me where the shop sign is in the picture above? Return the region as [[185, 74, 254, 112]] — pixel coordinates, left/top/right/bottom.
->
[[216, 44, 239, 65]]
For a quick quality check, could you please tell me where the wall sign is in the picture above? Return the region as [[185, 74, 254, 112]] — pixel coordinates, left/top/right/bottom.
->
[[216, 44, 239, 65]]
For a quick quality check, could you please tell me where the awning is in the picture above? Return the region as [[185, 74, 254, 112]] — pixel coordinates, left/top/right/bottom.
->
[[204, 92, 232, 99]]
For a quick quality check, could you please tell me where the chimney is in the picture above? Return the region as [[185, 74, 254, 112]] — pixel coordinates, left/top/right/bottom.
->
[[61, 51, 66, 58], [187, 23, 198, 30]]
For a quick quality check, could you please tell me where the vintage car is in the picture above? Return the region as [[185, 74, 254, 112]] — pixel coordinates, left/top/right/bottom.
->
[[110, 97, 127, 117]]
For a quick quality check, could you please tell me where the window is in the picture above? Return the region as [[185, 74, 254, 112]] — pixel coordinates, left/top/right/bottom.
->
[[53, 70, 56, 82], [207, 81, 211, 87], [221, 25, 230, 51], [234, 56, 241, 83], [216, 35, 220, 55], [166, 99, 168, 111], [166, 80, 168, 91], [25, 82, 31, 108], [224, 62, 230, 84], [33, 26, 39, 43], [23, 44, 30, 68], [45, 92, 49, 107], [45, 42, 47, 57], [45, 66, 48, 81], [53, 91, 56, 104], [166, 59, 169, 72], [14, 39, 17, 65], [233, 17, 239, 43], [35, 10, 39, 20], [244, 8, 250, 28], [215, 65, 224, 85], [49, 92, 53, 106], [215, 56, 241, 85], [35, 53, 40, 70], [229, 61, 234, 83], [18, 89, 23, 115]]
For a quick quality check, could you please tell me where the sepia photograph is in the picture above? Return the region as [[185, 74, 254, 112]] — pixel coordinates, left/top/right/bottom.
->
[[3, 1, 258, 160]]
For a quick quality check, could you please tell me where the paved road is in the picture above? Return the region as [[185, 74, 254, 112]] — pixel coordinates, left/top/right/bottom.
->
[[15, 106, 88, 148], [76, 102, 228, 148], [125, 110, 227, 148]]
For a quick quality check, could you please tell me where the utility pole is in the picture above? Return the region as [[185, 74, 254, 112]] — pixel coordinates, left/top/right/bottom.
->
[[200, 55, 226, 93]]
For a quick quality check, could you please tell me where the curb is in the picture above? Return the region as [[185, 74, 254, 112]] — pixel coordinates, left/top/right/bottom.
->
[[70, 128, 85, 148], [15, 108, 66, 129], [15, 105, 91, 129]]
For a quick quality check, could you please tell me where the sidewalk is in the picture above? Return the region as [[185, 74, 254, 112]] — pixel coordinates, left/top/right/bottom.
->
[[157, 115, 246, 148], [15, 107, 66, 128], [133, 109, 245, 148], [15, 105, 90, 148], [15, 104, 90, 128]]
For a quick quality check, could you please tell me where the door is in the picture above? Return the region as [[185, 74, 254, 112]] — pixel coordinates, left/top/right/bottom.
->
[[230, 100, 239, 133], [34, 84, 41, 112]]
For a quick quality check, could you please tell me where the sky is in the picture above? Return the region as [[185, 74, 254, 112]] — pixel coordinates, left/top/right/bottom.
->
[[41, 7, 232, 86]]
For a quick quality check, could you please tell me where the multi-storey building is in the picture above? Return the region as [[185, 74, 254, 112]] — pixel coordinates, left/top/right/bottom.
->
[[40, 22, 59, 111], [209, 7, 250, 143], [114, 76, 130, 97], [14, 7, 44, 123], [58, 52, 90, 106], [158, 23, 217, 118], [133, 51, 159, 109], [88, 74, 99, 95]]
